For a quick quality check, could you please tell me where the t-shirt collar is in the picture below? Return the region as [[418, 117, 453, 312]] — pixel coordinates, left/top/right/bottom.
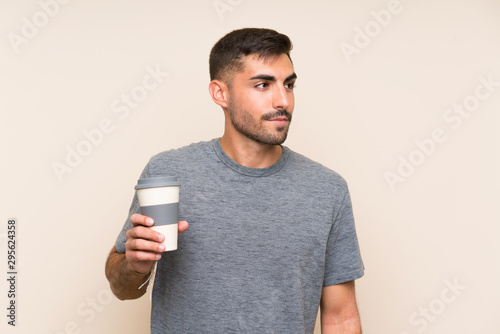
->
[[212, 138, 289, 177]]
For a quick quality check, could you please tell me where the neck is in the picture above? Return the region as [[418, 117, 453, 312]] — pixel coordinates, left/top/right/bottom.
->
[[220, 132, 283, 168]]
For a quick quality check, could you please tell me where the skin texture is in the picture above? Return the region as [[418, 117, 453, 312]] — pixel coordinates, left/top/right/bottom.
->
[[105, 53, 361, 333]]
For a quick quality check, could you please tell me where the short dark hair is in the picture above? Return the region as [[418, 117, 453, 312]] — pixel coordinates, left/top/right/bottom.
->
[[209, 28, 293, 84]]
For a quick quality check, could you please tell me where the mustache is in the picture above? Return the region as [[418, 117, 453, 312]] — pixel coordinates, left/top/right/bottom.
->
[[261, 109, 292, 121]]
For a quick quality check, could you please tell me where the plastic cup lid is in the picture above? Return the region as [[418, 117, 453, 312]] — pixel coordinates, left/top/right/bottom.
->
[[135, 176, 180, 189]]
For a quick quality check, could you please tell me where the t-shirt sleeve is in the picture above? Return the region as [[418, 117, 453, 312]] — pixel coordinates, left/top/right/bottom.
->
[[114, 162, 151, 253], [323, 187, 365, 286]]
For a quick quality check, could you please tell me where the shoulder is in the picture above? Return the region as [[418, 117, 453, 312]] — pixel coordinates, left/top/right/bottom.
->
[[145, 139, 217, 176], [149, 139, 215, 164], [285, 148, 349, 193]]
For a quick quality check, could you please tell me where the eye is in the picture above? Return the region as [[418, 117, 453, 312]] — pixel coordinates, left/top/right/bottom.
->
[[255, 82, 268, 89], [285, 82, 295, 89]]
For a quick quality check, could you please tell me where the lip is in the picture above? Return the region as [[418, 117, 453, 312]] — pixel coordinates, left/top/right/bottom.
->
[[267, 118, 289, 126], [267, 117, 289, 122]]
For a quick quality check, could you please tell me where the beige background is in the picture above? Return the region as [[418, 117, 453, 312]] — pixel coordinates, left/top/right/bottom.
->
[[1, 0, 499, 333]]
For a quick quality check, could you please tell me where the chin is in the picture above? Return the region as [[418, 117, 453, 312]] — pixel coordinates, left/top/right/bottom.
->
[[265, 133, 288, 146]]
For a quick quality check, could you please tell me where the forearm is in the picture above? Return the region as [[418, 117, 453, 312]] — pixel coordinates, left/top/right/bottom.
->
[[105, 248, 151, 300]]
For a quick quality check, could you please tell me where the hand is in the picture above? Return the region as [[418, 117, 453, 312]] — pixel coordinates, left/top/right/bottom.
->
[[125, 213, 188, 274]]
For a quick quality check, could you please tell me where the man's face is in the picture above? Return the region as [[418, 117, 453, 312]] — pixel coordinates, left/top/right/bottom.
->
[[225, 53, 296, 146]]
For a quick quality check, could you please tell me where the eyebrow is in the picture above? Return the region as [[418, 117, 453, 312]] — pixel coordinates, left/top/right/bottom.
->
[[249, 73, 298, 81]]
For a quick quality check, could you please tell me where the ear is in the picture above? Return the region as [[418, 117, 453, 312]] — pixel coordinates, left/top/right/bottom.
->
[[208, 80, 229, 109]]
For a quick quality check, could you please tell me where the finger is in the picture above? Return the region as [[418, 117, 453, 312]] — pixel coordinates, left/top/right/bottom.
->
[[127, 249, 161, 263], [126, 237, 166, 253], [127, 225, 164, 243], [130, 213, 154, 227], [178, 221, 189, 234]]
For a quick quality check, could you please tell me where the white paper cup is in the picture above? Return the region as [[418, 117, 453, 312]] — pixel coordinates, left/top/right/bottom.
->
[[135, 177, 180, 252]]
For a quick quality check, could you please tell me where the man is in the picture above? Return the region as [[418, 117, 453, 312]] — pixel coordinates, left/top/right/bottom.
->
[[106, 28, 364, 333]]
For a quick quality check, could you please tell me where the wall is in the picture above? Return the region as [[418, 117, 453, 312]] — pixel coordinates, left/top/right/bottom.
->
[[1, 0, 499, 333]]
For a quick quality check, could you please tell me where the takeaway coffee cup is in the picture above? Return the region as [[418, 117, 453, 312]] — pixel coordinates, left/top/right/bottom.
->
[[135, 176, 181, 252]]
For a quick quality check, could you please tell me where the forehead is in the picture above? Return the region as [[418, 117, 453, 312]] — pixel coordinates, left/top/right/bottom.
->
[[237, 54, 294, 78]]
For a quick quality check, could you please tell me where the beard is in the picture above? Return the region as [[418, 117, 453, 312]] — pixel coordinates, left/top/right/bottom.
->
[[227, 99, 292, 146]]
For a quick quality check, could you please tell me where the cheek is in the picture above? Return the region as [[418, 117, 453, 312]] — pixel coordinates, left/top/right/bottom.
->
[[287, 95, 295, 112], [245, 91, 270, 111]]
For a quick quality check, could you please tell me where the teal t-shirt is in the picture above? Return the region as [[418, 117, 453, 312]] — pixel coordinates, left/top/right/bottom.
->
[[115, 138, 364, 333]]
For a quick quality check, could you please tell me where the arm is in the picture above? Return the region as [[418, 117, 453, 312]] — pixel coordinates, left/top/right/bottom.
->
[[105, 214, 188, 300], [105, 246, 152, 300], [320, 280, 362, 334]]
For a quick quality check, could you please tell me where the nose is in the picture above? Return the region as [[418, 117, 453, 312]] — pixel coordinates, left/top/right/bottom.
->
[[272, 85, 291, 111]]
